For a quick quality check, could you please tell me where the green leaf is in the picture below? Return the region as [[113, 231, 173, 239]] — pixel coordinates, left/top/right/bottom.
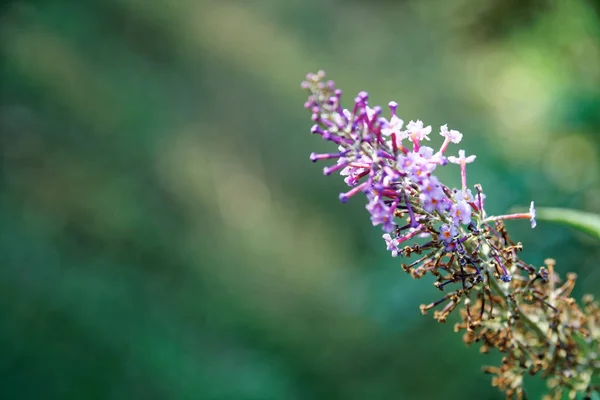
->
[[536, 207, 600, 240]]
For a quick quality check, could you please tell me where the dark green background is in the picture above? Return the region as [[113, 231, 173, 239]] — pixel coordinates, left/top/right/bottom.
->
[[1, 0, 600, 399]]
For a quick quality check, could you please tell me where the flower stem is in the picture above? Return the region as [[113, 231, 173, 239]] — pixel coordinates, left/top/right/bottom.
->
[[486, 268, 548, 342], [466, 240, 549, 343]]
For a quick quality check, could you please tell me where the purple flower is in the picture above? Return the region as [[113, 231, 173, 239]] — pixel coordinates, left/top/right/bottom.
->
[[419, 193, 436, 213], [437, 197, 453, 213], [366, 194, 395, 232], [407, 161, 432, 182], [439, 224, 458, 244], [302, 70, 541, 289], [398, 152, 420, 171], [454, 188, 474, 203], [399, 152, 438, 183], [340, 154, 371, 186], [418, 175, 446, 212], [444, 241, 457, 252], [418, 146, 435, 159], [339, 181, 369, 203], [451, 200, 472, 226], [420, 194, 449, 214], [382, 166, 402, 187], [381, 111, 404, 137], [420, 176, 444, 200], [382, 233, 400, 257], [332, 109, 352, 130]]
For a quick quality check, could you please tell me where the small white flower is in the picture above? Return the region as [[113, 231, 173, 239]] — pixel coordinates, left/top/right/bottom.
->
[[440, 124, 463, 144], [366, 106, 376, 119], [454, 188, 474, 202], [418, 146, 435, 159], [382, 233, 399, 257], [448, 149, 476, 165], [381, 115, 404, 137], [405, 120, 432, 141]]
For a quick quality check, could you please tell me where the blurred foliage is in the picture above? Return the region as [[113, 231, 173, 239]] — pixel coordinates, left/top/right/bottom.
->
[[0, 0, 599, 399], [455, 0, 552, 43]]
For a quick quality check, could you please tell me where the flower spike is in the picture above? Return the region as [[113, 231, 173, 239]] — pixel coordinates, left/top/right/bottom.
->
[[300, 70, 599, 400]]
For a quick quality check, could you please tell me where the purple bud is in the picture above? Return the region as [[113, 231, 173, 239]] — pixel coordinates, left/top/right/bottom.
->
[[354, 91, 369, 105], [310, 124, 322, 134], [376, 150, 394, 160], [322, 132, 351, 145], [338, 181, 370, 203], [310, 151, 347, 163], [323, 162, 345, 176]]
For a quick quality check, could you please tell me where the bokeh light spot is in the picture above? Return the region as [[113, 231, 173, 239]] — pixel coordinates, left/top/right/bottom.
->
[[543, 134, 598, 193]]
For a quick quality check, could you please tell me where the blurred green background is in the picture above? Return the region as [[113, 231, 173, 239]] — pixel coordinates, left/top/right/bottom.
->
[[1, 0, 600, 399]]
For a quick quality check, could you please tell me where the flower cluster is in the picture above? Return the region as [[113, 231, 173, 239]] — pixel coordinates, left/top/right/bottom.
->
[[301, 71, 600, 400], [302, 70, 534, 283]]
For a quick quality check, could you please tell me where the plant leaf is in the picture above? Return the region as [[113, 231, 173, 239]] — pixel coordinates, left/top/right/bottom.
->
[[535, 207, 600, 240]]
